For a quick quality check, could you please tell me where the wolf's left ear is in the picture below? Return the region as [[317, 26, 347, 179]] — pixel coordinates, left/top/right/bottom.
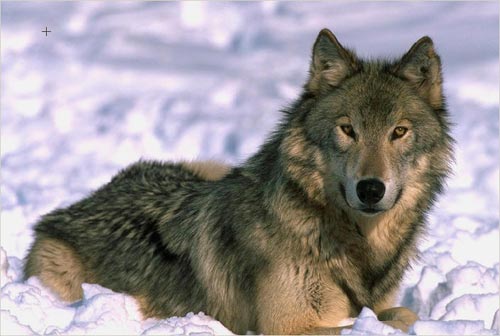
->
[[306, 29, 359, 94], [395, 36, 444, 109]]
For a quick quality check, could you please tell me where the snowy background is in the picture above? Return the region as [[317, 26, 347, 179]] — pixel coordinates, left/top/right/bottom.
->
[[1, 1, 499, 335]]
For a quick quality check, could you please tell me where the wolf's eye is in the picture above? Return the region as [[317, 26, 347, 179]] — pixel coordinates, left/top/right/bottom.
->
[[392, 126, 408, 140], [340, 125, 356, 138]]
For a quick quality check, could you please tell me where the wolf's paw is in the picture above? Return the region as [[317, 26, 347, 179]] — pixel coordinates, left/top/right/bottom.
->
[[377, 306, 419, 328]]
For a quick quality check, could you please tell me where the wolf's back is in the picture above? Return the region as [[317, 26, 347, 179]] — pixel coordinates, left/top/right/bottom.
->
[[23, 161, 211, 308]]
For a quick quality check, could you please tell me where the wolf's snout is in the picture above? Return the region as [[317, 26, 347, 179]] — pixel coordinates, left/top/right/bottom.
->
[[356, 179, 385, 205]]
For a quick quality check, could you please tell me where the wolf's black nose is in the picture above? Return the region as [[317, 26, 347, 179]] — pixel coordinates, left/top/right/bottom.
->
[[356, 179, 385, 205]]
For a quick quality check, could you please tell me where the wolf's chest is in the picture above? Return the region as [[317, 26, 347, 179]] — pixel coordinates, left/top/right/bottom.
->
[[313, 236, 409, 310]]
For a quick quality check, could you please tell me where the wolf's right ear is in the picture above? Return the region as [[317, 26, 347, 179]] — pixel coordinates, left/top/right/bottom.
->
[[394, 36, 444, 109], [306, 29, 358, 94]]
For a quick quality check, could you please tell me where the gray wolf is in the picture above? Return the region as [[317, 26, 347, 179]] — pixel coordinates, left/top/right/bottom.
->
[[24, 28, 453, 334]]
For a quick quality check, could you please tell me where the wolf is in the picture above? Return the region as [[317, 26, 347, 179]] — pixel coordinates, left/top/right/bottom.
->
[[24, 28, 453, 334]]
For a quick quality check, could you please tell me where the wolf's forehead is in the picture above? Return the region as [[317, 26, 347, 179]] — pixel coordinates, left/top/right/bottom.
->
[[359, 71, 406, 98], [341, 80, 407, 118]]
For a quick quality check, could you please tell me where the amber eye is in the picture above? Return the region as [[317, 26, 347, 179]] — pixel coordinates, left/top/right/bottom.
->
[[340, 125, 356, 138], [392, 126, 408, 140]]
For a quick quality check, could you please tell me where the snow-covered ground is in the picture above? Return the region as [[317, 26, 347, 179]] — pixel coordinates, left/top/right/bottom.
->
[[1, 2, 498, 335]]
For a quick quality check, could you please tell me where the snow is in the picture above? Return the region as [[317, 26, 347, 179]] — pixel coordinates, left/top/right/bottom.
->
[[341, 307, 408, 335], [1, 2, 498, 335]]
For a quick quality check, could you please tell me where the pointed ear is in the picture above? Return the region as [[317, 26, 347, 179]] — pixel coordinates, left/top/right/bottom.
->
[[395, 36, 444, 109], [306, 29, 359, 94]]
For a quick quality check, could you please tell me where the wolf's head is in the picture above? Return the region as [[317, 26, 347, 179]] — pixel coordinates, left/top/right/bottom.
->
[[277, 29, 453, 218]]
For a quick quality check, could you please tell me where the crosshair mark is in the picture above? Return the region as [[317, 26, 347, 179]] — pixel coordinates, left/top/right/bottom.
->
[[42, 27, 51, 36]]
